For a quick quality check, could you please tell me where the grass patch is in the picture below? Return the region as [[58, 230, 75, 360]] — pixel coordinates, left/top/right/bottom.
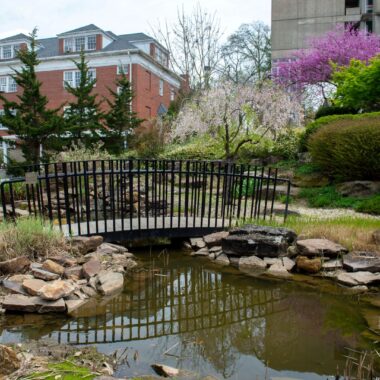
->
[[295, 163, 321, 176], [247, 215, 380, 253], [298, 186, 380, 215], [0, 217, 67, 261], [20, 361, 97, 380]]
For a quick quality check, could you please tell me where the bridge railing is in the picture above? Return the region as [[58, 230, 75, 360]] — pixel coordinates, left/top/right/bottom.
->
[[0, 159, 291, 239]]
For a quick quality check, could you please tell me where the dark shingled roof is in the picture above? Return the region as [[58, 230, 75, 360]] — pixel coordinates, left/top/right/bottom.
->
[[1, 26, 161, 60], [0, 33, 30, 43], [57, 24, 103, 36]]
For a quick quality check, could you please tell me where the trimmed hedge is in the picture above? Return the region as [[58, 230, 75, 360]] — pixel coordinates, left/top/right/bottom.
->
[[300, 111, 380, 152], [308, 117, 380, 180], [315, 105, 357, 120]]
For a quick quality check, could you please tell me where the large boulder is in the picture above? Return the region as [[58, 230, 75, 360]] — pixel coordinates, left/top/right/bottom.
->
[[189, 238, 206, 250], [337, 181, 380, 198], [97, 271, 124, 296], [203, 231, 229, 247], [266, 261, 293, 279], [64, 266, 84, 281], [230, 225, 297, 244], [238, 256, 266, 276], [222, 234, 289, 258], [71, 236, 103, 254], [0, 256, 30, 274], [214, 254, 230, 266], [82, 259, 102, 279], [0, 345, 21, 376], [343, 252, 380, 273], [296, 239, 348, 258], [296, 256, 322, 274], [0, 294, 64, 313]]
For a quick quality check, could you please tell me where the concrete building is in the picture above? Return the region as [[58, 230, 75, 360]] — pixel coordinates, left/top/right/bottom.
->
[[272, 0, 380, 61], [0, 24, 183, 163]]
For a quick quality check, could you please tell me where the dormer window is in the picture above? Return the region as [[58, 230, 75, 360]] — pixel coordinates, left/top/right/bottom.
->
[[63, 35, 97, 53], [0, 44, 20, 60]]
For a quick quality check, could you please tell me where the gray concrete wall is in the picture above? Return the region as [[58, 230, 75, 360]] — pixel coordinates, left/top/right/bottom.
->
[[272, 0, 365, 60]]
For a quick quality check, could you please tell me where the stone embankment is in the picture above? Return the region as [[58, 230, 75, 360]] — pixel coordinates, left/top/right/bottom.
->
[[0, 236, 138, 315], [188, 226, 380, 293]]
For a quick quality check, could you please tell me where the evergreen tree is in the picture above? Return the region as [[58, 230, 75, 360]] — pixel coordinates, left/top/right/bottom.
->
[[64, 50, 102, 146], [103, 72, 142, 154], [0, 28, 63, 165]]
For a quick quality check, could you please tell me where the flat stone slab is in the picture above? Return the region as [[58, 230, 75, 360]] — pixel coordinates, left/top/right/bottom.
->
[[189, 238, 206, 250], [322, 259, 343, 271], [222, 233, 289, 258], [65, 299, 88, 315], [193, 247, 209, 257], [296, 239, 348, 258], [31, 268, 60, 281], [203, 231, 229, 247], [239, 256, 267, 275], [82, 259, 102, 279], [38, 280, 75, 301], [343, 252, 380, 273], [337, 271, 380, 286], [22, 278, 47, 296], [214, 254, 230, 266], [266, 262, 293, 279], [230, 225, 297, 244], [2, 280, 28, 295]]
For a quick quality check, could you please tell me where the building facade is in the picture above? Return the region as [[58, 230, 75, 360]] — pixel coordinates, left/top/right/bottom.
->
[[0, 24, 182, 162], [272, 0, 380, 61]]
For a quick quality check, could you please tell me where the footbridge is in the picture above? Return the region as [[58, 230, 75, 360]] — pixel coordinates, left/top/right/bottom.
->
[[0, 159, 291, 241]]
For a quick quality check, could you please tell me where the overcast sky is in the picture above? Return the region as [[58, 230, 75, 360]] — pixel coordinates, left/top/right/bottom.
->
[[0, 0, 271, 40]]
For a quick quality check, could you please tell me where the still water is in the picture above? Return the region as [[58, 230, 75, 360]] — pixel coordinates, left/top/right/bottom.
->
[[0, 251, 377, 379]]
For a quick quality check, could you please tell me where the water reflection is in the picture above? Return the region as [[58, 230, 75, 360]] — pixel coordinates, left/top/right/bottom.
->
[[0, 253, 372, 379]]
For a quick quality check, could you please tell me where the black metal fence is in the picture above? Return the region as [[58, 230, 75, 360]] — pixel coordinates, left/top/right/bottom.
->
[[0, 160, 291, 240]]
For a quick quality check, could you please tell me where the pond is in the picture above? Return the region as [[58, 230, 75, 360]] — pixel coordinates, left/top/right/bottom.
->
[[0, 250, 377, 379]]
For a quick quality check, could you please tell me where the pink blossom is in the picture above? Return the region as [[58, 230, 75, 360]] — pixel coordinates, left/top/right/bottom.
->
[[274, 25, 380, 89]]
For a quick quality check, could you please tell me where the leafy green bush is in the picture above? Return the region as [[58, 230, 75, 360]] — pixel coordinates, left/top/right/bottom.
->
[[272, 129, 301, 160], [315, 105, 357, 120], [299, 111, 380, 152], [355, 195, 380, 215], [308, 117, 380, 180], [161, 136, 224, 160], [299, 186, 359, 208]]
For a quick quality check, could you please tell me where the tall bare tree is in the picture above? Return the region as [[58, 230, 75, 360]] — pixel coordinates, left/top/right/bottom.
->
[[152, 4, 223, 90], [219, 21, 271, 84]]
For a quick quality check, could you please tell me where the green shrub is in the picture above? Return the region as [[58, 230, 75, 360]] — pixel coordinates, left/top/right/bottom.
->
[[299, 186, 359, 208], [299, 111, 380, 152], [308, 117, 380, 180], [161, 137, 224, 160], [355, 195, 380, 215], [272, 129, 301, 160], [315, 105, 357, 120]]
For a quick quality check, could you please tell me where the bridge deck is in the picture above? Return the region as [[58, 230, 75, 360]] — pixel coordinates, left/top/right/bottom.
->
[[59, 217, 226, 239]]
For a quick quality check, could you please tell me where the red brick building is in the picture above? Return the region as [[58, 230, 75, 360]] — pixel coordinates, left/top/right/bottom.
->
[[0, 24, 182, 162]]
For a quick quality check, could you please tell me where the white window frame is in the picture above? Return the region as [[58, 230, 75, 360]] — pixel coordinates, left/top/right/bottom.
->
[[0, 76, 17, 93], [0, 109, 5, 130], [64, 35, 97, 53], [0, 44, 20, 60], [117, 64, 129, 75], [170, 88, 175, 101], [87, 35, 96, 50], [63, 69, 96, 89], [159, 79, 164, 96]]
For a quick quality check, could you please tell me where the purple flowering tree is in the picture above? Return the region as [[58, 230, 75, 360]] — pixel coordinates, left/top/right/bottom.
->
[[274, 25, 380, 92]]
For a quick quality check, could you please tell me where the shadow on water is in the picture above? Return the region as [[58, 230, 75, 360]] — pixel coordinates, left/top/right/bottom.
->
[[0, 250, 376, 379]]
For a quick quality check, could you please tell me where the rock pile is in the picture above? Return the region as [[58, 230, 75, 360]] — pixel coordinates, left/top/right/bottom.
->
[[188, 225, 380, 292], [0, 236, 138, 315]]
